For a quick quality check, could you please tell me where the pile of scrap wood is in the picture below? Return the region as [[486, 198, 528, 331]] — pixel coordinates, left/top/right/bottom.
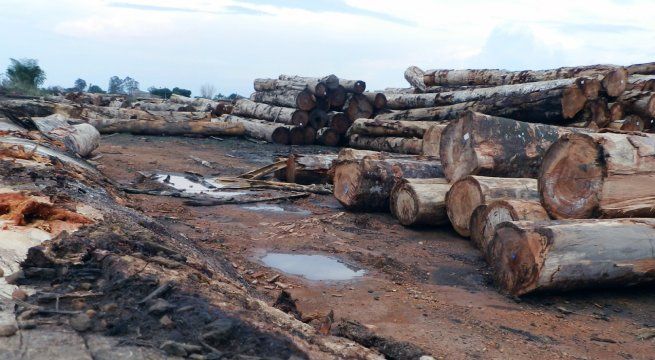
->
[[219, 75, 389, 145]]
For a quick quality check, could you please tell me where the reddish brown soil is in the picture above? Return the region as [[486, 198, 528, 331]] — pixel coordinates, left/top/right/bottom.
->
[[96, 134, 655, 359]]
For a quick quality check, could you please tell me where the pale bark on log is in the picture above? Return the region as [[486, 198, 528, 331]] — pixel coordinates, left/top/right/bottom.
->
[[328, 112, 352, 135], [91, 118, 245, 137], [627, 74, 655, 91], [539, 132, 655, 219], [168, 94, 218, 111], [285, 154, 338, 185], [333, 157, 443, 211], [616, 91, 655, 118], [340, 79, 366, 94], [316, 127, 340, 147], [232, 99, 308, 126], [345, 94, 374, 121], [390, 178, 450, 226], [250, 90, 316, 111], [132, 102, 194, 112], [254, 78, 327, 97], [469, 199, 549, 258], [445, 175, 539, 237], [219, 114, 290, 144], [82, 105, 210, 122], [404, 66, 427, 92], [362, 92, 387, 110], [279, 74, 339, 91], [488, 218, 655, 296], [32, 114, 100, 157], [385, 93, 437, 110], [440, 112, 581, 182], [337, 148, 387, 161], [347, 119, 436, 138], [421, 124, 448, 157], [348, 134, 423, 155]]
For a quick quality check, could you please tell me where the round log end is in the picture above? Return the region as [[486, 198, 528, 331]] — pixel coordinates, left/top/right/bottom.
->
[[488, 223, 545, 296], [347, 94, 374, 121], [446, 176, 484, 237], [468, 204, 488, 249], [581, 78, 601, 100], [291, 111, 310, 127], [317, 128, 340, 147], [602, 68, 628, 97], [333, 161, 362, 208], [329, 113, 352, 135], [589, 98, 610, 128], [328, 86, 347, 110], [561, 85, 587, 119], [272, 128, 291, 145], [374, 93, 387, 110], [622, 115, 646, 131], [303, 126, 316, 145], [439, 114, 478, 182], [353, 80, 366, 94], [309, 109, 329, 129], [390, 181, 419, 226], [296, 90, 316, 111], [290, 127, 306, 145], [314, 82, 328, 98], [609, 102, 624, 121], [422, 125, 444, 158], [539, 133, 603, 219], [646, 94, 655, 117]]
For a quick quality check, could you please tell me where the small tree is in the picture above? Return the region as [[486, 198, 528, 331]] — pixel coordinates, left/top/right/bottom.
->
[[172, 87, 191, 97], [88, 84, 105, 93], [200, 83, 216, 99], [5, 58, 46, 93], [148, 86, 172, 99], [73, 78, 87, 92], [108, 76, 123, 94]]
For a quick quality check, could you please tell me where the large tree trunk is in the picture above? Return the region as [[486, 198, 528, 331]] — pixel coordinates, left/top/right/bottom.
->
[[616, 91, 655, 118], [488, 218, 655, 296], [390, 178, 450, 226], [90, 118, 245, 137], [315, 127, 340, 146], [445, 175, 539, 237], [231, 99, 309, 126], [254, 78, 327, 97], [347, 119, 435, 138], [539, 132, 655, 219], [328, 112, 352, 135], [219, 114, 290, 144], [333, 157, 443, 211], [345, 94, 374, 121], [285, 154, 338, 185], [279, 74, 339, 91], [32, 114, 100, 157], [440, 112, 580, 182], [412, 65, 627, 95], [469, 199, 549, 258], [340, 79, 366, 94], [348, 134, 423, 154], [421, 124, 448, 157], [250, 90, 316, 111], [362, 92, 387, 110], [385, 93, 437, 110]]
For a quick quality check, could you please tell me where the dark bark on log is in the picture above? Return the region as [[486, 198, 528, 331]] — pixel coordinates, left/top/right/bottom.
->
[[286, 154, 337, 185], [488, 218, 655, 296], [219, 114, 289, 144], [232, 99, 308, 126], [626, 62, 655, 75], [539, 132, 655, 219], [91, 118, 245, 137], [308, 109, 329, 129], [328, 86, 347, 110], [446, 176, 539, 237], [390, 178, 450, 226], [362, 92, 387, 110], [348, 134, 423, 154], [316, 127, 340, 147], [333, 157, 443, 211], [440, 112, 581, 182]]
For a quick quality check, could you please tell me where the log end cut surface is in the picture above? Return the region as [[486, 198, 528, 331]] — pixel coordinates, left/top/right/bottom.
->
[[333, 162, 362, 208], [446, 177, 484, 237], [440, 115, 479, 182], [539, 133, 603, 219], [488, 223, 546, 296], [390, 183, 420, 226]]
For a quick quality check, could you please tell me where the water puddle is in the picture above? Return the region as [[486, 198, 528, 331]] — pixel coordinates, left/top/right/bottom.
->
[[154, 174, 246, 198], [261, 253, 365, 281]]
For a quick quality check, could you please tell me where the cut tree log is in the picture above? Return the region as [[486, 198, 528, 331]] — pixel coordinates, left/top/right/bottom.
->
[[488, 218, 655, 296], [316, 127, 340, 146], [362, 92, 387, 110], [561, 78, 603, 119], [609, 102, 624, 122], [469, 199, 549, 258], [336, 148, 386, 161], [213, 101, 234, 117], [285, 154, 338, 185], [168, 94, 218, 111], [333, 157, 443, 211], [279, 74, 339, 91], [626, 62, 655, 75], [92, 118, 245, 137], [411, 65, 627, 96], [588, 98, 611, 128], [32, 114, 100, 157], [309, 109, 329, 129], [218, 114, 290, 144], [539, 131, 655, 219], [254, 78, 327, 97], [83, 105, 211, 122], [316, 97, 331, 111], [421, 124, 448, 158], [251, 90, 316, 111], [616, 91, 655, 118], [303, 126, 316, 144], [606, 116, 645, 131], [440, 112, 581, 182], [385, 93, 437, 110], [348, 134, 423, 154], [627, 75, 655, 91], [347, 119, 436, 138], [390, 178, 451, 226], [345, 94, 374, 121], [232, 99, 309, 126], [341, 79, 366, 94], [328, 86, 347, 110], [132, 102, 194, 112], [445, 176, 538, 237], [328, 112, 352, 135]]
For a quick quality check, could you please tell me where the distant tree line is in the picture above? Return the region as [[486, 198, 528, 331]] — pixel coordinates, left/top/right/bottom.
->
[[0, 58, 242, 100]]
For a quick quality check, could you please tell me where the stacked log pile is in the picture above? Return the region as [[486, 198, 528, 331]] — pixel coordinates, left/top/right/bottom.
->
[[221, 74, 381, 145]]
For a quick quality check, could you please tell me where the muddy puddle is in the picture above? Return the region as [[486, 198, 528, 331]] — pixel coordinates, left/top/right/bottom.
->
[[261, 253, 365, 281], [154, 173, 247, 197]]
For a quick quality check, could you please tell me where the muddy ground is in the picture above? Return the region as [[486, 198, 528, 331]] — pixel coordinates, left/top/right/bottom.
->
[[94, 134, 655, 359]]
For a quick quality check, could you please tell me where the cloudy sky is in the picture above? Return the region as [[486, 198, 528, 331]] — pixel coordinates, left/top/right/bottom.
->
[[1, 0, 654, 96]]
